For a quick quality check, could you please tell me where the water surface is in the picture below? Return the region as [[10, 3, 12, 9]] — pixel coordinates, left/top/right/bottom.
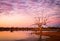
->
[[0, 31, 50, 41]]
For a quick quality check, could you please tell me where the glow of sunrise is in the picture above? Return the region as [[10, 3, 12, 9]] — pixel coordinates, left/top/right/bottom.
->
[[0, 0, 60, 27], [0, 14, 34, 27]]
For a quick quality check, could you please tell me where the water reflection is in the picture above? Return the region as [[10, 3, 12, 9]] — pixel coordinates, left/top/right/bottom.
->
[[0, 31, 50, 41]]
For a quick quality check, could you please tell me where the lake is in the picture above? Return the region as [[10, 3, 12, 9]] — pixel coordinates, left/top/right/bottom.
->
[[0, 31, 50, 41]]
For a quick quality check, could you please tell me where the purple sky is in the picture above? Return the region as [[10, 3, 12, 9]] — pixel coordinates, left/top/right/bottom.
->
[[0, 0, 60, 27]]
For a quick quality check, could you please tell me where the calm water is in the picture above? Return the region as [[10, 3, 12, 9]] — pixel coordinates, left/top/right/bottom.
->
[[0, 31, 50, 41]]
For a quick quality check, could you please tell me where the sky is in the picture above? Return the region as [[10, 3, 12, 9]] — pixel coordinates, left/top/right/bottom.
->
[[0, 0, 60, 27]]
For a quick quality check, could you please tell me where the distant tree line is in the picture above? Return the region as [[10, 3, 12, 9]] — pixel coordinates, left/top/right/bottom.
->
[[0, 27, 60, 32]]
